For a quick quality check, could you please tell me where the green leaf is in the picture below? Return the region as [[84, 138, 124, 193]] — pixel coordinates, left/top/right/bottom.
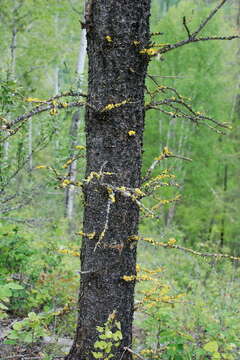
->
[[7, 331, 19, 340], [28, 312, 38, 321], [0, 302, 8, 310], [94, 341, 107, 350], [4, 339, 17, 345], [105, 343, 112, 354], [105, 330, 113, 338], [92, 351, 102, 359], [203, 341, 219, 353], [107, 355, 114, 360], [13, 322, 23, 330], [7, 283, 23, 290], [115, 321, 121, 330], [23, 333, 33, 343], [212, 352, 221, 360], [96, 326, 104, 333], [0, 286, 12, 298], [112, 330, 122, 341]]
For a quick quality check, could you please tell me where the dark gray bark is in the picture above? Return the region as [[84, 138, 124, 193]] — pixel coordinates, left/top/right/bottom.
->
[[66, 1, 151, 359]]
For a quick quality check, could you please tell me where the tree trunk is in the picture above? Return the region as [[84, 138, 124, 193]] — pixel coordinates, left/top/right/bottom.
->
[[28, 118, 33, 173], [220, 164, 228, 247], [4, 25, 17, 162], [66, 1, 151, 359]]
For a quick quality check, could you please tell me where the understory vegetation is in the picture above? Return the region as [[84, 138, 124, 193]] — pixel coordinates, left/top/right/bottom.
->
[[0, 0, 239, 359]]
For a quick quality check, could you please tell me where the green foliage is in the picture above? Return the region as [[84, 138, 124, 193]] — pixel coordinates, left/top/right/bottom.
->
[[93, 312, 122, 360], [134, 238, 240, 359], [144, 0, 239, 248], [0, 225, 34, 274], [0, 78, 24, 112], [0, 282, 23, 318], [5, 311, 49, 345]]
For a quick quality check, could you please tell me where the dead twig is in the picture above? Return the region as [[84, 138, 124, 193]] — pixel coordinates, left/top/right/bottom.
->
[[183, 16, 191, 39], [123, 347, 146, 360], [191, 0, 228, 38]]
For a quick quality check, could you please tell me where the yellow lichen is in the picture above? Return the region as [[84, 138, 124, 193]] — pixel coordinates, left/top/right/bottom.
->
[[139, 48, 158, 56], [132, 40, 140, 46], [85, 171, 101, 183], [163, 146, 172, 156], [25, 97, 45, 103], [134, 188, 145, 197], [136, 264, 141, 273], [167, 238, 177, 246], [75, 145, 85, 150], [58, 249, 80, 257], [50, 108, 58, 116], [122, 275, 136, 282], [77, 231, 96, 240], [105, 35, 113, 42], [107, 187, 116, 203], [61, 179, 71, 188], [153, 43, 169, 47], [128, 235, 140, 242], [158, 85, 167, 90], [101, 99, 129, 112], [62, 159, 73, 168], [128, 130, 136, 136], [35, 165, 47, 169], [117, 186, 126, 192]]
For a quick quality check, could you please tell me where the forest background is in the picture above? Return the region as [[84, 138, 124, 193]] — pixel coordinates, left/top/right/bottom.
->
[[0, 0, 240, 359]]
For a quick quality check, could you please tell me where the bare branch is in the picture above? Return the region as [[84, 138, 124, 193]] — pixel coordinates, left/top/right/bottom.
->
[[1, 100, 92, 138], [151, 31, 164, 36], [123, 347, 146, 360], [183, 16, 191, 39], [1, 128, 56, 190], [0, 216, 48, 226], [159, 35, 240, 55], [191, 0, 228, 38], [147, 99, 230, 132], [154, 0, 239, 56], [47, 89, 87, 101], [151, 239, 240, 262]]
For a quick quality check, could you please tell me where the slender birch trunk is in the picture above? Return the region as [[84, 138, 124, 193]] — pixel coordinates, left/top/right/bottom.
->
[[65, 28, 87, 222], [3, 25, 17, 161]]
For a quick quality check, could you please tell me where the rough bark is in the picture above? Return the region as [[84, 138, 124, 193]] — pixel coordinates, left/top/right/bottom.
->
[[66, 1, 151, 359]]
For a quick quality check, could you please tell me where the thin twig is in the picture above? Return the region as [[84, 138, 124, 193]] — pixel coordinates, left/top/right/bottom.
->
[[159, 35, 240, 55], [124, 347, 146, 360], [168, 154, 192, 162], [1, 101, 93, 140], [150, 0, 239, 57], [191, 0, 228, 38], [139, 237, 240, 262], [94, 199, 112, 251], [46, 90, 87, 101], [147, 105, 228, 133], [183, 16, 191, 39]]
